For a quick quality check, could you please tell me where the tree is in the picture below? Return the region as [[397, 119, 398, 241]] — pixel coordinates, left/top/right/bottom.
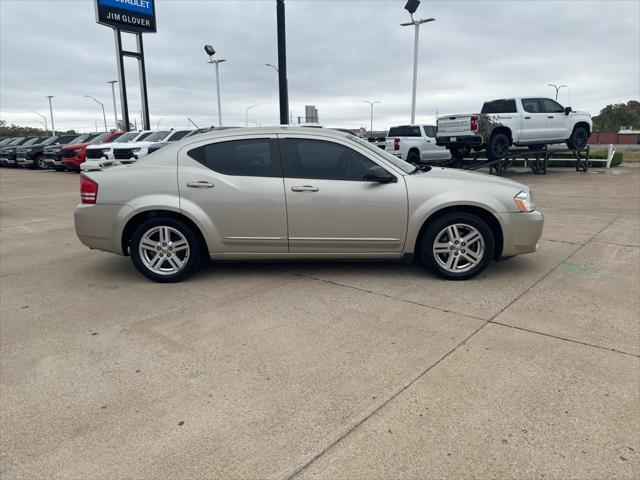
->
[[593, 101, 640, 131], [0, 123, 46, 137]]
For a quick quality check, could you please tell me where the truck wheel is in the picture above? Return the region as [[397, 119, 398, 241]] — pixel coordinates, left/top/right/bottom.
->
[[487, 133, 510, 160], [407, 150, 420, 164], [34, 155, 46, 170], [567, 126, 589, 150], [130, 217, 202, 283], [449, 145, 470, 159], [421, 212, 494, 280]]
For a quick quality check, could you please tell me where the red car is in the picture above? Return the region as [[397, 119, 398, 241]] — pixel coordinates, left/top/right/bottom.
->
[[61, 132, 123, 171]]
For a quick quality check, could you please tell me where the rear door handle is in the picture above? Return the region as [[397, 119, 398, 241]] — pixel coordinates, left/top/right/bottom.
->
[[524, 116, 531, 120], [186, 181, 214, 188], [291, 185, 319, 192], [548, 116, 554, 119]]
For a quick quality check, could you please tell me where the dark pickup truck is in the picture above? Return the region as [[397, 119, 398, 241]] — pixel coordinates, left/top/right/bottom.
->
[[16, 135, 79, 169]]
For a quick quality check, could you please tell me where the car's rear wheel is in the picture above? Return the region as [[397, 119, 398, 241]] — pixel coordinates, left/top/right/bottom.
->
[[567, 126, 589, 150], [130, 217, 202, 283], [407, 150, 420, 164], [487, 132, 510, 160], [421, 212, 494, 280]]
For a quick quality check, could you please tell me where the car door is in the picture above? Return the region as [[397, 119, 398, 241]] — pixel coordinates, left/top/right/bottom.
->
[[421, 125, 449, 160], [177, 134, 288, 253], [279, 134, 408, 255], [520, 98, 548, 142], [541, 98, 570, 140]]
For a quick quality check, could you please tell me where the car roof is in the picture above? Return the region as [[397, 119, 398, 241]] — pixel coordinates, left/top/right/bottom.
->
[[187, 126, 351, 143]]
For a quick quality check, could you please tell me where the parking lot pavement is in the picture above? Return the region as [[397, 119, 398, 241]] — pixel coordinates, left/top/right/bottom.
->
[[1, 167, 638, 479]]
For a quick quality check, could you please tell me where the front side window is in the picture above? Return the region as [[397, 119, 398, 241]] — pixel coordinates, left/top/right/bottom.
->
[[541, 98, 564, 113], [282, 138, 377, 181], [522, 98, 542, 113], [188, 138, 280, 177]]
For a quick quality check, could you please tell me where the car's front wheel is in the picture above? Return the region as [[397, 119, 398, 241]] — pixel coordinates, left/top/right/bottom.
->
[[130, 217, 202, 282], [566, 126, 589, 150], [421, 212, 495, 280]]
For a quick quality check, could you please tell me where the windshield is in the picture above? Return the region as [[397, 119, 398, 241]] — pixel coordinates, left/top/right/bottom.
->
[[167, 130, 191, 141], [56, 135, 79, 144], [23, 138, 41, 146], [41, 136, 59, 145], [10, 137, 26, 145], [136, 132, 153, 141], [90, 133, 112, 143], [143, 131, 171, 142], [348, 135, 416, 174], [114, 132, 141, 143]]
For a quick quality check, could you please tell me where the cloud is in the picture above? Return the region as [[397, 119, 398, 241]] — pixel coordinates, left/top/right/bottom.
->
[[1, 0, 638, 132]]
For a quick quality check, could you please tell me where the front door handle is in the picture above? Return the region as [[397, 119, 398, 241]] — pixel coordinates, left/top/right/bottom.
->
[[548, 116, 554, 119], [291, 185, 319, 192], [524, 116, 531, 120], [187, 181, 214, 188]]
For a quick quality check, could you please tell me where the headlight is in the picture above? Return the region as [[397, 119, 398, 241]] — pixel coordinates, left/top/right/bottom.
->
[[514, 190, 534, 212]]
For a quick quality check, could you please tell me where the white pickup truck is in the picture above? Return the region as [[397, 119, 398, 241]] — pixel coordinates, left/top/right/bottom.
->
[[384, 125, 451, 164], [436, 97, 592, 160]]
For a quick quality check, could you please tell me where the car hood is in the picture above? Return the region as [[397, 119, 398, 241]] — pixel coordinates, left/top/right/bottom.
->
[[86, 141, 123, 150], [412, 167, 528, 191], [62, 142, 92, 150], [112, 141, 157, 149]]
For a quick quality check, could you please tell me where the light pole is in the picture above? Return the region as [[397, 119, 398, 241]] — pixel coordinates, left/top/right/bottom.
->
[[245, 105, 259, 127], [265, 63, 279, 73], [401, 1, 434, 124], [31, 111, 48, 135], [107, 80, 119, 130], [156, 118, 163, 130], [548, 84, 567, 101], [363, 100, 381, 135], [45, 96, 55, 135], [204, 45, 226, 127], [85, 95, 108, 131]]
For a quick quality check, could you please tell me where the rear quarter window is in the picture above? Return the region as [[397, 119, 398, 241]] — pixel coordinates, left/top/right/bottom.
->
[[481, 100, 517, 114], [388, 126, 421, 137]]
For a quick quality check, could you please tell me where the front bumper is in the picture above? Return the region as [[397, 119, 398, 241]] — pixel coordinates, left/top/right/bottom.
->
[[17, 157, 34, 167], [498, 210, 544, 257], [63, 156, 83, 169]]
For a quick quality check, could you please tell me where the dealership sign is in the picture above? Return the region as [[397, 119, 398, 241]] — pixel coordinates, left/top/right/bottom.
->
[[95, 0, 156, 33]]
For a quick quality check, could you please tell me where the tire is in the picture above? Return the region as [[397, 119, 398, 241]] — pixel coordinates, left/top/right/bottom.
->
[[34, 155, 46, 170], [407, 150, 420, 164], [449, 145, 470, 160], [567, 126, 589, 150], [486, 132, 510, 160], [130, 217, 202, 283], [421, 212, 495, 280]]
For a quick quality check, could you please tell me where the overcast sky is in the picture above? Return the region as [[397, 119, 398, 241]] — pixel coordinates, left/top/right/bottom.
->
[[1, 0, 638, 133]]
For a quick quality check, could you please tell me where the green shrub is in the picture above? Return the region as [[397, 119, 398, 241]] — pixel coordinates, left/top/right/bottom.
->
[[610, 151, 623, 167]]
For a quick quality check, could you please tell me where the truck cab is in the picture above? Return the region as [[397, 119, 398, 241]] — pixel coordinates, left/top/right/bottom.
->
[[385, 124, 451, 164]]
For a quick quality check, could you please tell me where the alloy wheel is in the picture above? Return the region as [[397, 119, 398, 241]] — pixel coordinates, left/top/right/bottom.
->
[[138, 226, 190, 276], [432, 223, 485, 273]]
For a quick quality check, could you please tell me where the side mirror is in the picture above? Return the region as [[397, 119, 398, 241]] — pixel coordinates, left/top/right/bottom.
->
[[364, 165, 397, 183], [565, 106, 572, 115]]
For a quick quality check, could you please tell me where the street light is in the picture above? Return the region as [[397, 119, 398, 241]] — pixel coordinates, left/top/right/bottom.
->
[[265, 63, 279, 73], [107, 80, 119, 130], [204, 44, 226, 127], [156, 118, 164, 130], [85, 95, 108, 131], [401, 1, 435, 124], [45, 96, 55, 135], [548, 84, 567, 101], [31, 111, 48, 135], [363, 100, 381, 135], [245, 105, 259, 127]]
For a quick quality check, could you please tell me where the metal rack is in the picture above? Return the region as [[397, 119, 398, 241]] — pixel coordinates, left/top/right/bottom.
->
[[421, 146, 591, 176]]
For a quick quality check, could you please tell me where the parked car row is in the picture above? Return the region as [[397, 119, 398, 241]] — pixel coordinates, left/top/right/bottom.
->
[[0, 128, 224, 172]]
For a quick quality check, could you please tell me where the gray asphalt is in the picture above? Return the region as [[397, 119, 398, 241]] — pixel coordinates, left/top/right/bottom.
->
[[1, 165, 638, 479]]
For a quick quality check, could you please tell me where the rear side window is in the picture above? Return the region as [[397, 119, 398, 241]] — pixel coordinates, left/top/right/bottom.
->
[[423, 126, 436, 138], [541, 98, 564, 113], [388, 126, 421, 137], [188, 138, 280, 177], [522, 98, 542, 113], [282, 138, 376, 181], [481, 100, 517, 114]]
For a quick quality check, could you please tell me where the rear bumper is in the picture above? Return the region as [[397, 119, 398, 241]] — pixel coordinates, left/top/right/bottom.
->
[[436, 135, 484, 147], [498, 210, 544, 257], [75, 203, 131, 255]]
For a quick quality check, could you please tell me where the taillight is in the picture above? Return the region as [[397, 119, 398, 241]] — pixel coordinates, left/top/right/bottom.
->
[[80, 176, 98, 204], [393, 138, 400, 151], [470, 115, 480, 132]]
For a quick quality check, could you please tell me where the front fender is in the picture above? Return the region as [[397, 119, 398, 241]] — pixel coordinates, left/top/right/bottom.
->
[[405, 191, 507, 253]]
